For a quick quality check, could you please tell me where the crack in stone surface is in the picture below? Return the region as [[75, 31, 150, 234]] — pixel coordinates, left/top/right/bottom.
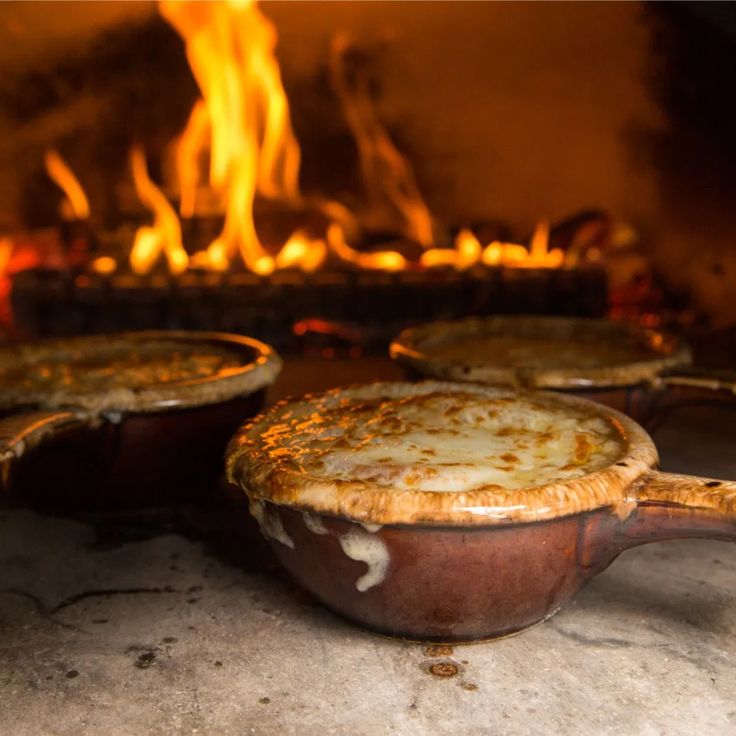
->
[[50, 587, 181, 614], [0, 588, 86, 632]]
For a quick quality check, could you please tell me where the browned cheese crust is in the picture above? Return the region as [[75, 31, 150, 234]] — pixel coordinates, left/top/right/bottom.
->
[[390, 316, 692, 389], [0, 331, 281, 413]]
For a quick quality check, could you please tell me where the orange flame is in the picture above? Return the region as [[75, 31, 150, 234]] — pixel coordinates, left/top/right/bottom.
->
[[329, 33, 433, 247], [484, 221, 564, 269], [176, 99, 210, 219], [419, 222, 564, 271], [44, 150, 90, 220], [275, 230, 327, 272], [90, 256, 118, 276], [327, 224, 406, 271], [421, 229, 481, 270], [129, 146, 189, 275], [161, 0, 300, 273]]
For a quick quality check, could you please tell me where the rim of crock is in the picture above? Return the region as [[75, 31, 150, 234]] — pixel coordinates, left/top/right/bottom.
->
[[389, 315, 692, 390], [0, 330, 282, 414], [225, 380, 659, 527]]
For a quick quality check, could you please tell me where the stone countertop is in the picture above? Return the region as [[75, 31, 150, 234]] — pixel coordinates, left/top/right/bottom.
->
[[1, 359, 735, 736]]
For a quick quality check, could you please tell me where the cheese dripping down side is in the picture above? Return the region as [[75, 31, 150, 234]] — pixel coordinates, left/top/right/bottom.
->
[[249, 499, 294, 549], [338, 527, 390, 592]]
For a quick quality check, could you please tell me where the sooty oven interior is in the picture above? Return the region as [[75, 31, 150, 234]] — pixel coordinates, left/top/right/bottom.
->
[[1, 1, 735, 361]]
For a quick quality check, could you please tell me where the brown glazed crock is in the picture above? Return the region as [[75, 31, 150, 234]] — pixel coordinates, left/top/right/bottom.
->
[[226, 381, 736, 643], [389, 316, 736, 417], [0, 330, 281, 507]]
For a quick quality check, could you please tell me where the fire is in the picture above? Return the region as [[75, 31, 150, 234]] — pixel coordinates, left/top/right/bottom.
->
[[481, 238, 523, 267], [91, 256, 118, 276], [44, 150, 90, 220], [275, 230, 327, 272], [526, 221, 564, 268], [129, 146, 189, 275], [421, 229, 481, 270], [418, 222, 563, 271], [176, 99, 210, 219], [116, 0, 566, 276], [161, 0, 300, 273], [329, 33, 434, 247], [488, 221, 564, 269], [326, 224, 406, 271]]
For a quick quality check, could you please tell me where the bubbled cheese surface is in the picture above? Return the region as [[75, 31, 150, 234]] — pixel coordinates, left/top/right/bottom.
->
[[253, 383, 625, 493]]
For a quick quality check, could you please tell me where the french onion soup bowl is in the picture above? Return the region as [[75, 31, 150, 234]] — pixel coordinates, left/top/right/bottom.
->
[[390, 316, 736, 417], [0, 330, 281, 506], [226, 381, 736, 642]]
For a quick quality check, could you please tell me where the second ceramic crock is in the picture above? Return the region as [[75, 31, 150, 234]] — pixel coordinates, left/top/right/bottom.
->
[[0, 330, 281, 507], [389, 316, 736, 418]]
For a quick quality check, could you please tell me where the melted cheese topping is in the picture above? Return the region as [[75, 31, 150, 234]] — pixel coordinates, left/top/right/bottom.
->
[[429, 335, 657, 370], [0, 340, 244, 395], [253, 384, 625, 493]]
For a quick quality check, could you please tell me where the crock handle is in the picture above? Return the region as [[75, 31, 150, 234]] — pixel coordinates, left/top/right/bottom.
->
[[0, 409, 99, 487], [657, 367, 736, 396], [620, 469, 736, 545]]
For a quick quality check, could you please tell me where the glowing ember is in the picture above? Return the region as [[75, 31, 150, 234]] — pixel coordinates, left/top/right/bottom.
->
[[0, 238, 14, 278], [44, 150, 90, 220], [129, 146, 189, 275]]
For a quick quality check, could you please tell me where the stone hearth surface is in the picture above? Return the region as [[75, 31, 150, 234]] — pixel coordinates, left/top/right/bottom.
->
[[0, 358, 734, 736]]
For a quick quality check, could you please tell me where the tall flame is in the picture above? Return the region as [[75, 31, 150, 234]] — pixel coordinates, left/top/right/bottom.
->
[[329, 33, 433, 247], [176, 99, 210, 219], [44, 150, 90, 220], [162, 0, 301, 273], [129, 146, 189, 275]]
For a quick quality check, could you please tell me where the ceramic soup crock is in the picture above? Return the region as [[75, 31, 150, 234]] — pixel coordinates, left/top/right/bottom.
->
[[0, 330, 281, 507], [226, 381, 736, 642], [390, 316, 736, 417]]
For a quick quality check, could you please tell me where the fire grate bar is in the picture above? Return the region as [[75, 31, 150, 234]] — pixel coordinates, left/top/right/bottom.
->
[[11, 265, 608, 354]]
